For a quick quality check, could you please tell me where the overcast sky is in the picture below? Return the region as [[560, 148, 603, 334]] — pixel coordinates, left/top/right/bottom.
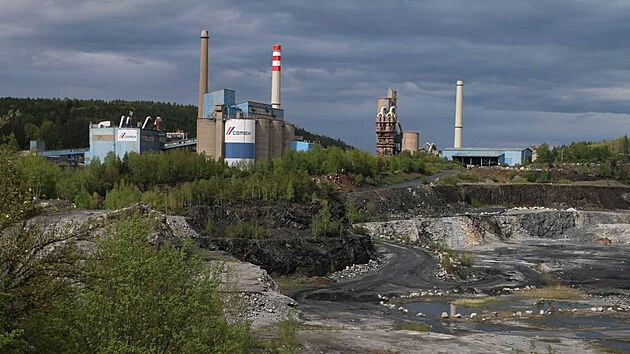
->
[[1, 0, 629, 152]]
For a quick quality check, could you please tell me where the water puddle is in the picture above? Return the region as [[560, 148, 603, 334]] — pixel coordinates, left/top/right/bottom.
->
[[388, 299, 630, 352]]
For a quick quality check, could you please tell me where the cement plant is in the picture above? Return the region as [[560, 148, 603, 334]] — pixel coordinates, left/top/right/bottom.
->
[[2, 28, 630, 354]]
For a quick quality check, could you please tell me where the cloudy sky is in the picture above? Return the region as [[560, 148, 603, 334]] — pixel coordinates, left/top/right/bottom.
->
[[1, 0, 629, 152]]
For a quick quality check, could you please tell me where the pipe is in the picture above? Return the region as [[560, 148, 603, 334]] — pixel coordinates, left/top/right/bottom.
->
[[271, 44, 281, 109], [389, 106, 396, 115], [454, 80, 464, 148], [198, 30, 209, 119], [126, 116, 131, 127], [380, 106, 388, 115], [142, 116, 152, 130], [119, 115, 125, 128]]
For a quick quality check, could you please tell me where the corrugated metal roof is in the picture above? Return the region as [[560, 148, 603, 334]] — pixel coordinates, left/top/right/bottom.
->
[[451, 153, 502, 157], [443, 147, 531, 152]]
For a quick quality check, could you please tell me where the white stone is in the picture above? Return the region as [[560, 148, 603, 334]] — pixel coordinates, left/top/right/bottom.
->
[[440, 312, 449, 319]]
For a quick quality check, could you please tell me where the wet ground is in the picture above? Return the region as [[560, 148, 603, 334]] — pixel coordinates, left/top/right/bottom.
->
[[292, 241, 630, 353]]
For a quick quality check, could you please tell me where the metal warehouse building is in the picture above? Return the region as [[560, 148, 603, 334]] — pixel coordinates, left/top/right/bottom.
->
[[441, 147, 533, 167], [88, 126, 166, 163]]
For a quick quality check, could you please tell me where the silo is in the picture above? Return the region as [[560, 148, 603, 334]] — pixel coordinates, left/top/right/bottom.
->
[[215, 118, 224, 159], [283, 123, 295, 155], [225, 119, 256, 166], [196, 119, 216, 158], [402, 131, 420, 154], [255, 118, 271, 163], [271, 119, 284, 159]]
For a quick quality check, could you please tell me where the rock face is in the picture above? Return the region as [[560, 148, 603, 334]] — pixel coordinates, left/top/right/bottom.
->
[[360, 209, 630, 248], [435, 184, 630, 210], [201, 235, 377, 276], [186, 200, 346, 238], [346, 183, 630, 220]]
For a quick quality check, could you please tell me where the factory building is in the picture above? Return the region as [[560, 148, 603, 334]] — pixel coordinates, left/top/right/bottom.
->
[[375, 89, 421, 156], [442, 147, 533, 166], [196, 31, 296, 166], [441, 80, 533, 166], [88, 124, 166, 163]]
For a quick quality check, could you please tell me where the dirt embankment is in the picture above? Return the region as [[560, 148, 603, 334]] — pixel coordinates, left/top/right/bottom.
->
[[347, 183, 630, 220], [436, 184, 630, 210]]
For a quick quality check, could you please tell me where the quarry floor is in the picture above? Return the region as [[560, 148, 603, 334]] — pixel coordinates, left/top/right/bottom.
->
[[289, 240, 630, 353]]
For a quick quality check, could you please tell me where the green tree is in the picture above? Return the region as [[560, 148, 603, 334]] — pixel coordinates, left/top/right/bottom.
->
[[61, 217, 251, 353]]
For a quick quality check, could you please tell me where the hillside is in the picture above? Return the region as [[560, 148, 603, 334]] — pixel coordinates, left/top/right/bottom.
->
[[0, 97, 351, 150]]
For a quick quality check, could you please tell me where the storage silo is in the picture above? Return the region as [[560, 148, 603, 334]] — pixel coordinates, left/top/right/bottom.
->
[[255, 118, 271, 163], [402, 131, 420, 153], [283, 123, 295, 154], [225, 119, 256, 166], [271, 119, 284, 159], [215, 118, 224, 158], [197, 119, 216, 158]]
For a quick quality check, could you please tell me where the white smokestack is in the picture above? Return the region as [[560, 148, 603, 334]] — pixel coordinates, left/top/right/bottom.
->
[[454, 80, 464, 148], [198, 30, 209, 119], [271, 44, 281, 109]]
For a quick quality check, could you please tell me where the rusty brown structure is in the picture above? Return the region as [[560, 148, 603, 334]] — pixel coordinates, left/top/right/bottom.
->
[[375, 89, 401, 157]]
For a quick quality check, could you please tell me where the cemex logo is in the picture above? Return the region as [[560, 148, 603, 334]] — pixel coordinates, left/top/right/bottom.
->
[[226, 127, 252, 136]]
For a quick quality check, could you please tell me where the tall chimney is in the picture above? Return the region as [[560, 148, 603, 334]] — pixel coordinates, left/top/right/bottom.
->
[[454, 80, 464, 148], [198, 30, 209, 119], [271, 44, 281, 109]]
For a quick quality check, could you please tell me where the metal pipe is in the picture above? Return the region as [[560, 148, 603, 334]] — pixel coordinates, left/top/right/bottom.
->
[[454, 80, 464, 148], [142, 116, 152, 130], [271, 44, 281, 109], [198, 30, 209, 119], [119, 115, 125, 128]]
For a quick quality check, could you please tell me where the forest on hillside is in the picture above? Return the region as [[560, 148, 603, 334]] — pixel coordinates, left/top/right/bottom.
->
[[0, 97, 351, 150]]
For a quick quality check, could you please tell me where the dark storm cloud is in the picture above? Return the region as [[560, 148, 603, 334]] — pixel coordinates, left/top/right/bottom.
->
[[0, 0, 629, 151]]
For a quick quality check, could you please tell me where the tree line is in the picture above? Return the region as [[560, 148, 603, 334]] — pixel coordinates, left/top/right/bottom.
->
[[0, 98, 351, 151], [13, 146, 454, 213], [535, 136, 630, 164]]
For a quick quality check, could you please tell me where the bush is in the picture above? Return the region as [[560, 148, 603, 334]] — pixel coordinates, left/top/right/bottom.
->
[[60, 217, 252, 353], [103, 179, 142, 209]]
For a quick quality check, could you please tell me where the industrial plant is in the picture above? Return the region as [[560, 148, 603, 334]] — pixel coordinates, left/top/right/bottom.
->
[[33, 30, 534, 168], [33, 30, 302, 167], [374, 89, 421, 157], [196, 31, 296, 166], [441, 80, 532, 166]]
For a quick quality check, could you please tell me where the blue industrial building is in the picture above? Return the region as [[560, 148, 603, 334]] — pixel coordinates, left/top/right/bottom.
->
[[87, 125, 166, 163], [289, 141, 321, 152], [441, 147, 533, 167]]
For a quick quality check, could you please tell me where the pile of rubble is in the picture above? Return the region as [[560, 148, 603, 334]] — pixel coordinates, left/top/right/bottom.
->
[[329, 259, 384, 282]]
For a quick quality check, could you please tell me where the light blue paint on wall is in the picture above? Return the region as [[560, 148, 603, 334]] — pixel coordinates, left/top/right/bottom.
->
[[289, 141, 321, 152], [442, 148, 532, 166]]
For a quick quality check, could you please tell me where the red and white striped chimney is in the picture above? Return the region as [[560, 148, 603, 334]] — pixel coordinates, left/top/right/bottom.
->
[[271, 44, 281, 109]]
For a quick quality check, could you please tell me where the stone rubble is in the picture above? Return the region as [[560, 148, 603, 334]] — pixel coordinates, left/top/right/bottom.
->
[[329, 259, 385, 282]]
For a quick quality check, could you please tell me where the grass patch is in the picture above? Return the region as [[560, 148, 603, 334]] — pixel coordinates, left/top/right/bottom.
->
[[515, 285, 582, 300], [273, 275, 315, 292], [459, 252, 475, 266], [392, 321, 431, 332], [451, 296, 504, 307]]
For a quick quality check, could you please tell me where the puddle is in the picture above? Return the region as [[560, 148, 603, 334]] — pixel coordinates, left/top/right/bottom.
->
[[403, 302, 478, 317], [391, 299, 630, 353], [596, 339, 630, 352]]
